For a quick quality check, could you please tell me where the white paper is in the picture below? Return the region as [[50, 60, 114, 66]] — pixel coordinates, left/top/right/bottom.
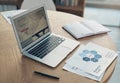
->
[[63, 42, 118, 81], [63, 63, 104, 81], [81, 20, 110, 34], [66, 42, 117, 76]]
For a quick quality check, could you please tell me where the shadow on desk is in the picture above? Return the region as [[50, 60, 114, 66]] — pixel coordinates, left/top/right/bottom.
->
[[21, 56, 59, 83]]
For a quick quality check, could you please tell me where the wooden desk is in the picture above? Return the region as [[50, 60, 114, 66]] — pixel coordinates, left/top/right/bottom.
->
[[0, 10, 117, 83]]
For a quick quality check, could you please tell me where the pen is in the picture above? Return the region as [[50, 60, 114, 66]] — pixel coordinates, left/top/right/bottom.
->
[[34, 71, 60, 80]]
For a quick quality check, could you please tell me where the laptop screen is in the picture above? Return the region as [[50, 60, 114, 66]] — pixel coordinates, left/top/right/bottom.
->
[[13, 7, 50, 48]]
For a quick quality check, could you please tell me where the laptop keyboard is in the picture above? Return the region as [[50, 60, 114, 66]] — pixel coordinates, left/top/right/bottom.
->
[[28, 35, 65, 58]]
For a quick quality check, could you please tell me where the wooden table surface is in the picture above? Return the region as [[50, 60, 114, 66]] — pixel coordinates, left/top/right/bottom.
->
[[0, 10, 117, 83]]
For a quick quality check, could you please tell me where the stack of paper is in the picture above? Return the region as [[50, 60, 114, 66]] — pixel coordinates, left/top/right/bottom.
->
[[63, 42, 118, 81]]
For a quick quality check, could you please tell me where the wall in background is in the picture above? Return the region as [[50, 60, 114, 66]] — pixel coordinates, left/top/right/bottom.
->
[[86, 0, 120, 9]]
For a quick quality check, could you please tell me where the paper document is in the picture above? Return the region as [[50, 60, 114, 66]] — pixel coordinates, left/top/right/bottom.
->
[[63, 63, 105, 81], [63, 42, 118, 81]]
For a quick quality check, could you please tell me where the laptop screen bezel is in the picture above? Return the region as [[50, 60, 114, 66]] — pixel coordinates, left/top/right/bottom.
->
[[11, 5, 52, 52]]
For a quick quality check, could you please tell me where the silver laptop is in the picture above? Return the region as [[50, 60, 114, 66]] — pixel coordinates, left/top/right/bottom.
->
[[11, 5, 79, 67]]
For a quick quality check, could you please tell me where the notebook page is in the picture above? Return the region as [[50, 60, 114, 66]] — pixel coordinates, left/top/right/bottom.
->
[[81, 20, 110, 34]]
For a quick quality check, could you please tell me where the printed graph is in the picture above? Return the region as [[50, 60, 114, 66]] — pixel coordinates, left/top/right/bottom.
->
[[79, 50, 102, 62]]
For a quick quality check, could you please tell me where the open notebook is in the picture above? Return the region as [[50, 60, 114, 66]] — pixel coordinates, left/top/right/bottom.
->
[[63, 20, 110, 39]]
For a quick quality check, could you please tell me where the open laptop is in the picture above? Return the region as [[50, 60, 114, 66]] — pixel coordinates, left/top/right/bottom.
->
[[10, 5, 79, 67]]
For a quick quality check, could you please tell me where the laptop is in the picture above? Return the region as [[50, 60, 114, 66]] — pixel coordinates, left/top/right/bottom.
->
[[10, 5, 79, 67]]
